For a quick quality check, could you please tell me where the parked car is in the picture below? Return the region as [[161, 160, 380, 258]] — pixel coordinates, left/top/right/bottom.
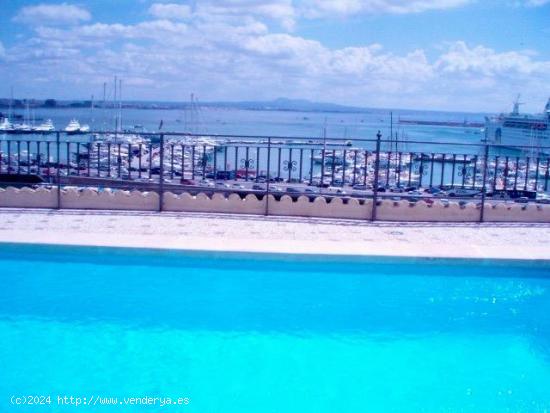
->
[[215, 171, 236, 180], [424, 187, 442, 195], [489, 189, 537, 200], [0, 173, 45, 188], [200, 180, 215, 188], [447, 188, 481, 198], [326, 186, 347, 195]]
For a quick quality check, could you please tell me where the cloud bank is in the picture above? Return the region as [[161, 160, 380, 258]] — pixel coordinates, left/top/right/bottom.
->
[[2, 1, 549, 111], [13, 3, 91, 25]]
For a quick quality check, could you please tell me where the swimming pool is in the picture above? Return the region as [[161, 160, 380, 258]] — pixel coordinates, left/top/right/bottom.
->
[[1, 243, 550, 412]]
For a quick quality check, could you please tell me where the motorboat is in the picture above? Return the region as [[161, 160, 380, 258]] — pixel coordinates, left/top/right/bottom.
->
[[34, 119, 55, 132], [0, 118, 14, 132]]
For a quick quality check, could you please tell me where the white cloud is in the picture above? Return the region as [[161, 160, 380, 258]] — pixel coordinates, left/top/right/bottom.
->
[[436, 41, 549, 76], [3, 2, 550, 111], [197, 0, 297, 30], [148, 3, 192, 20], [301, 0, 471, 17], [13, 3, 91, 26]]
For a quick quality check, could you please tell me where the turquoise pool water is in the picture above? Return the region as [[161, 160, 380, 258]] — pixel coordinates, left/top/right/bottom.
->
[[1, 244, 550, 412]]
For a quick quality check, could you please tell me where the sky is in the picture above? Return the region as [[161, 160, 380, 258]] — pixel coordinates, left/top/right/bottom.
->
[[0, 0, 549, 112]]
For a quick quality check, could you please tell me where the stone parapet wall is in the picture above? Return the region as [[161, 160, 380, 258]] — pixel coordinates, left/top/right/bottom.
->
[[267, 195, 372, 220], [1, 186, 549, 222], [163, 192, 266, 215], [376, 199, 480, 222], [0, 187, 58, 209], [61, 187, 158, 211]]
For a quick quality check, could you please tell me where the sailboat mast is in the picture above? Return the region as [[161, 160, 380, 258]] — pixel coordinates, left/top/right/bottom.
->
[[390, 111, 393, 152], [90, 94, 94, 128], [103, 82, 106, 131], [323, 116, 327, 152], [118, 79, 122, 132], [190, 93, 194, 134], [8, 86, 13, 121], [25, 102, 30, 126], [114, 76, 117, 131]]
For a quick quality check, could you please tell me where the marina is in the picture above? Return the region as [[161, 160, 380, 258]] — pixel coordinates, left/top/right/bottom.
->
[[1, 130, 549, 205], [1, 96, 549, 209]]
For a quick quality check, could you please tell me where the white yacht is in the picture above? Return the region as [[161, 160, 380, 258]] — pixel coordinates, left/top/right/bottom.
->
[[65, 119, 90, 134], [0, 118, 14, 132], [65, 119, 81, 133], [485, 97, 550, 154], [94, 132, 148, 145], [13, 122, 32, 133], [34, 119, 55, 132]]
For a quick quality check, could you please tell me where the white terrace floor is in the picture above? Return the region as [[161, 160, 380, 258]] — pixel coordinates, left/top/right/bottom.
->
[[0, 208, 549, 259]]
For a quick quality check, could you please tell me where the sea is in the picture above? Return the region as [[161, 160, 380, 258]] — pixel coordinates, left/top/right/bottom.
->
[[2, 106, 490, 155]]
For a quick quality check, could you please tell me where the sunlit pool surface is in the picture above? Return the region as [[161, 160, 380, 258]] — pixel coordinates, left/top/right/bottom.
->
[[1, 243, 550, 412]]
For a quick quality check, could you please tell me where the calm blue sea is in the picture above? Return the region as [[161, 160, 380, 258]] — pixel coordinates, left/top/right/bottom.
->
[[3, 106, 489, 153], [1, 244, 550, 412]]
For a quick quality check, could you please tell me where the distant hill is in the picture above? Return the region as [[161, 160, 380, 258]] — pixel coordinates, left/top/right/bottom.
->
[[0, 97, 370, 113], [204, 98, 369, 113]]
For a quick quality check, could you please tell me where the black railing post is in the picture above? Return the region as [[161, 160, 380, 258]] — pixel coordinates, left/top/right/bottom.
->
[[202, 144, 207, 179], [265, 137, 271, 216], [545, 158, 550, 192], [371, 131, 382, 221], [56, 132, 61, 209], [479, 144, 489, 223], [158, 134, 165, 212], [6, 141, 10, 174], [320, 148, 325, 186]]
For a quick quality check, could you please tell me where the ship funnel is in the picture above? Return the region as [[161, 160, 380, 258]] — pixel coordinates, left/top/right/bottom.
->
[[512, 94, 524, 115]]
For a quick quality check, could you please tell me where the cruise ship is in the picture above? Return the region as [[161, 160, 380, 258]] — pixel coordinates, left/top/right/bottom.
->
[[484, 97, 550, 154]]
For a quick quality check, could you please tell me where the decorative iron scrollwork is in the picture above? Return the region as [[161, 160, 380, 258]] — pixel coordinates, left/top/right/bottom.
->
[[240, 158, 255, 169], [283, 160, 297, 172]]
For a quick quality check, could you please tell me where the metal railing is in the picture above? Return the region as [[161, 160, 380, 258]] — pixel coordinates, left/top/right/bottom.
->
[[1, 130, 549, 221]]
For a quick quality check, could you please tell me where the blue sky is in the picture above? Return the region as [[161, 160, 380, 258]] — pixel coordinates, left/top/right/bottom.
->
[[0, 0, 549, 112]]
